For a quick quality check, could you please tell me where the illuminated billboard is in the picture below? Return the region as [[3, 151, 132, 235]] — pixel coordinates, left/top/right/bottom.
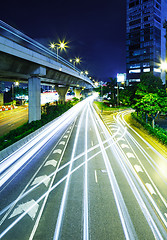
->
[[117, 73, 126, 83]]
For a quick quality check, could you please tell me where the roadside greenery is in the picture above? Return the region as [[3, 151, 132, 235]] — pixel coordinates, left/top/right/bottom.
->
[[131, 112, 167, 146], [0, 99, 80, 151]]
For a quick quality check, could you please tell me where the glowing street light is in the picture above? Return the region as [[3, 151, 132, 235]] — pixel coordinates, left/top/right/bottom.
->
[[85, 70, 88, 75], [49, 40, 69, 61]]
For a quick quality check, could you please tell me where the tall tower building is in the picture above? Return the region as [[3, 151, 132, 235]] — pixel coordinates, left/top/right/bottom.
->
[[126, 0, 167, 85]]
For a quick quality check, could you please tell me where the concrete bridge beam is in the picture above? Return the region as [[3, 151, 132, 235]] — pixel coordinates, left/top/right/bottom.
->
[[55, 85, 69, 103]]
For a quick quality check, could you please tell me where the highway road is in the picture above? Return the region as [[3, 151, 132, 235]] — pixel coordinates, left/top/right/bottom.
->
[[0, 97, 167, 239], [0, 106, 28, 136]]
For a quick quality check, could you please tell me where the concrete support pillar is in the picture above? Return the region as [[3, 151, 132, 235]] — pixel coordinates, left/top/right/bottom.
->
[[55, 85, 69, 103], [28, 66, 46, 123], [28, 77, 41, 123], [74, 88, 82, 99]]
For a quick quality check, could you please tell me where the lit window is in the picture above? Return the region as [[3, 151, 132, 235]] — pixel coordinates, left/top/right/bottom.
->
[[143, 68, 150, 72], [129, 69, 141, 73]]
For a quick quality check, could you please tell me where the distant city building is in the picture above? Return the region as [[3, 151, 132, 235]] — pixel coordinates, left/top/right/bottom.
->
[[126, 0, 167, 84]]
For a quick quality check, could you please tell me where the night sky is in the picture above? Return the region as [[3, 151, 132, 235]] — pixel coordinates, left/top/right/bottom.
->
[[1, 0, 126, 81]]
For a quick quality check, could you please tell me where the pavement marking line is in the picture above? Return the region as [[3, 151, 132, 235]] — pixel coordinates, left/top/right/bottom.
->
[[31, 175, 51, 187], [53, 105, 86, 240], [134, 165, 143, 173], [126, 152, 135, 159], [91, 141, 94, 147], [83, 108, 89, 240], [101, 169, 107, 173], [44, 160, 57, 168], [145, 183, 156, 195], [53, 149, 62, 154], [63, 135, 68, 139], [121, 144, 129, 149], [59, 141, 65, 145], [29, 122, 76, 240], [165, 213, 167, 218], [94, 170, 98, 183], [9, 200, 39, 221]]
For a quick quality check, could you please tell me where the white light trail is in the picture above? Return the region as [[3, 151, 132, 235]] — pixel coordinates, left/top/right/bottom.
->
[[95, 108, 166, 239], [0, 126, 126, 219], [0, 98, 91, 188], [83, 108, 89, 240], [89, 104, 137, 240], [53, 105, 86, 240]]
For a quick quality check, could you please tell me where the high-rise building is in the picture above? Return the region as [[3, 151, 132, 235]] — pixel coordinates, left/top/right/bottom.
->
[[126, 0, 167, 84]]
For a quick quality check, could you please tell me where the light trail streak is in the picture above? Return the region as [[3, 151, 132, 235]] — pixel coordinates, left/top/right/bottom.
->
[[0, 98, 91, 187], [53, 105, 86, 240], [93, 107, 166, 239], [0, 105, 127, 239], [115, 111, 167, 227], [28, 120, 76, 240], [89, 104, 137, 240], [0, 122, 126, 218], [83, 108, 89, 240], [0, 121, 75, 227]]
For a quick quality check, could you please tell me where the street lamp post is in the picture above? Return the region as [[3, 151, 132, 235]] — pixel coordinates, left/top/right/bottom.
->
[[49, 41, 68, 62]]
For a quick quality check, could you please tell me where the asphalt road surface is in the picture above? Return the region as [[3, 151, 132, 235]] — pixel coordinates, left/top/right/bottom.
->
[[0, 106, 28, 136], [0, 97, 167, 239]]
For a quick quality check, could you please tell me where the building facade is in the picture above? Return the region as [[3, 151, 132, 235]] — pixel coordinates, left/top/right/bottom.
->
[[126, 0, 167, 84]]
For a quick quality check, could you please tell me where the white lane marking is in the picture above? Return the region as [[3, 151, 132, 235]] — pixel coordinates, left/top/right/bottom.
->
[[94, 170, 98, 183], [9, 200, 39, 220], [110, 128, 117, 131], [63, 135, 68, 139], [126, 152, 135, 158], [165, 213, 167, 218], [90, 127, 91, 131], [31, 176, 50, 187], [45, 160, 57, 168], [53, 149, 62, 154], [91, 141, 94, 147], [146, 183, 156, 195], [121, 144, 129, 149], [134, 165, 143, 173], [101, 169, 107, 173], [59, 141, 65, 145]]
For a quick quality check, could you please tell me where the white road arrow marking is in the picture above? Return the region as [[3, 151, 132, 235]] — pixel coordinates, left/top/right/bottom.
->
[[59, 141, 65, 145], [63, 135, 68, 139], [31, 175, 50, 187], [146, 183, 156, 195], [126, 152, 135, 158], [121, 144, 129, 149], [53, 149, 62, 154], [134, 165, 143, 173], [9, 200, 39, 220], [45, 160, 57, 168]]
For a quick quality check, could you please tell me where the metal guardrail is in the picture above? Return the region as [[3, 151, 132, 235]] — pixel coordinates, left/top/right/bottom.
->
[[0, 20, 92, 85]]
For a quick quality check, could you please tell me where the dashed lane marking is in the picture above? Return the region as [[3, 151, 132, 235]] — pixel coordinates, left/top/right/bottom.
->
[[121, 144, 129, 149], [45, 160, 57, 167], [53, 149, 62, 154], [59, 141, 65, 145], [63, 135, 68, 139], [146, 183, 156, 195], [126, 152, 135, 159], [134, 164, 143, 173]]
